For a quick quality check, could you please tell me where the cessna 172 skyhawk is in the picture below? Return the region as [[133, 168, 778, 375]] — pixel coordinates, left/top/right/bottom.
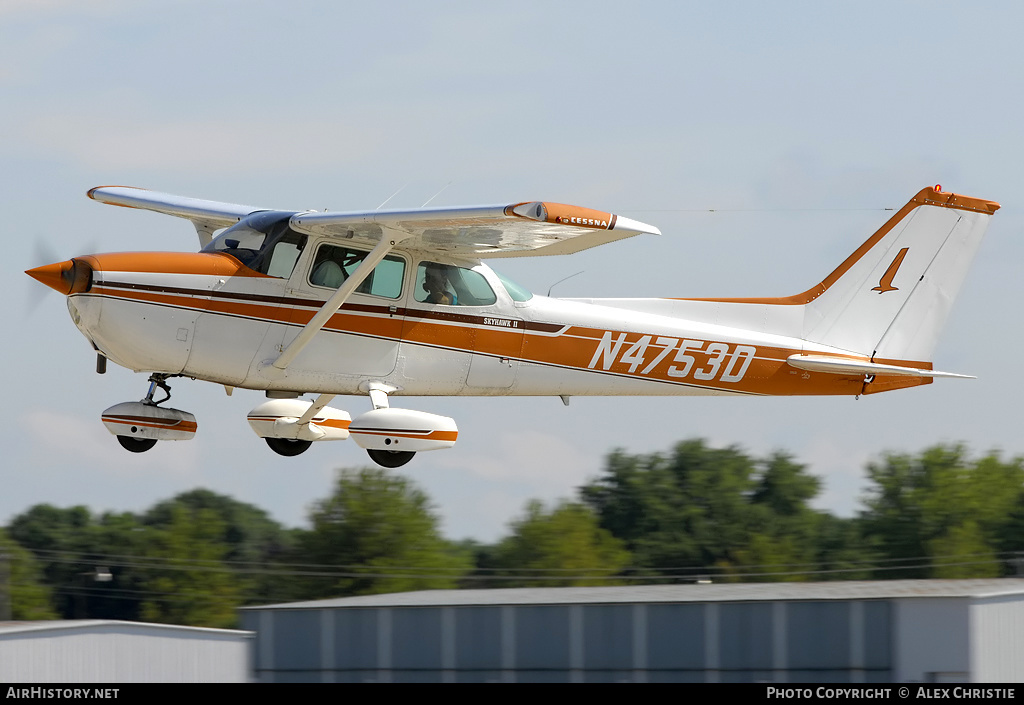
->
[[26, 185, 998, 468]]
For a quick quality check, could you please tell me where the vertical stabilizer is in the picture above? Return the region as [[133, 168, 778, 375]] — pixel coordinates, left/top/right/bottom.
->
[[801, 187, 998, 362]]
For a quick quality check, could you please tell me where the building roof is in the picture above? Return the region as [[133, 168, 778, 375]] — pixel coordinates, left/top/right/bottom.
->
[[0, 620, 252, 639], [241, 578, 1024, 611]]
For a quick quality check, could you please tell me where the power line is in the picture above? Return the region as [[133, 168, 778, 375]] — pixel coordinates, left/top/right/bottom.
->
[[12, 548, 1020, 585]]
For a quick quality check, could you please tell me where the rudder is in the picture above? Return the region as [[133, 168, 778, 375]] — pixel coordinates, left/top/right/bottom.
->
[[802, 186, 998, 363]]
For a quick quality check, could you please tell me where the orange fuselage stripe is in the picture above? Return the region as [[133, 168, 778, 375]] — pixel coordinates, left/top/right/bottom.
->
[[83, 279, 928, 396]]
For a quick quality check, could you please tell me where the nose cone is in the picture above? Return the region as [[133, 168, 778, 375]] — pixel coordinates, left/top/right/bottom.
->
[[26, 261, 71, 293], [26, 259, 93, 295]]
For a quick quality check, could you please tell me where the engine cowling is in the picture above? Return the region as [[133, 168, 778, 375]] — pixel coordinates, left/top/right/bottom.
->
[[247, 399, 351, 442], [101, 401, 197, 441], [349, 408, 458, 453]]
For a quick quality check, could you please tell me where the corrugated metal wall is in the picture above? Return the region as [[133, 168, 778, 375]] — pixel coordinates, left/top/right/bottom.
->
[[972, 595, 1024, 682], [243, 600, 894, 683], [0, 625, 251, 683]]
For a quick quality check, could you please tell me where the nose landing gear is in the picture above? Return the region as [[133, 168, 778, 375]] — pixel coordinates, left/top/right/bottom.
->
[[101, 374, 198, 453]]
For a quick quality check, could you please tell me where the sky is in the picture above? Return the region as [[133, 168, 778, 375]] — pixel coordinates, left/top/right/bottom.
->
[[5, 1, 1024, 543]]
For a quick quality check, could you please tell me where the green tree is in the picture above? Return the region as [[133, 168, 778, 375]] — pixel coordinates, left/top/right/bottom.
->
[[812, 513, 875, 581], [751, 452, 820, 517], [137, 504, 241, 628], [143, 489, 301, 604], [7, 505, 103, 618], [581, 440, 857, 582], [859, 445, 1024, 578], [486, 500, 630, 587], [75, 511, 150, 621], [733, 452, 828, 581], [582, 439, 763, 575], [0, 529, 57, 620], [7, 499, 247, 625], [297, 467, 471, 597]]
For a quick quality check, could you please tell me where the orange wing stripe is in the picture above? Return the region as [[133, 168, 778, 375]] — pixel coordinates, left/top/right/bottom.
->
[[102, 415, 198, 433]]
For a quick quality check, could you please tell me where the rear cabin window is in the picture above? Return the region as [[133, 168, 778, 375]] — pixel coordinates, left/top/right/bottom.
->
[[309, 244, 405, 299]]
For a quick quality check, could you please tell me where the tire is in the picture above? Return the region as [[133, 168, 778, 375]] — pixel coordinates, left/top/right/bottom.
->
[[117, 435, 157, 453], [367, 449, 416, 468], [265, 437, 312, 457]]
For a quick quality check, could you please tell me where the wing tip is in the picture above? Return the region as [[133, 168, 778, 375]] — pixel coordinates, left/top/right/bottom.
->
[[87, 185, 145, 203], [611, 213, 661, 236]]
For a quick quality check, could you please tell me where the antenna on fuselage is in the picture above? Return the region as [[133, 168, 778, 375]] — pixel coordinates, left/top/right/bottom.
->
[[547, 270, 584, 297]]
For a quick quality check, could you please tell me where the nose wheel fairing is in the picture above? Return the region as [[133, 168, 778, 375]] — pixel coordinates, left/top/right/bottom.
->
[[101, 402, 198, 444], [101, 374, 197, 452]]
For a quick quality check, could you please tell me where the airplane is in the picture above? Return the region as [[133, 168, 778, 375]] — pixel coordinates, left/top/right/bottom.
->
[[26, 184, 999, 468]]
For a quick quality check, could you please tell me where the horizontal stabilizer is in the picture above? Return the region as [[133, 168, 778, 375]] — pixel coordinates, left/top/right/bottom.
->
[[786, 354, 974, 379]]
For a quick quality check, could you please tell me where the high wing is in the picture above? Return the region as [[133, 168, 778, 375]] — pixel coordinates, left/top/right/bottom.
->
[[89, 186, 662, 256], [288, 202, 661, 258], [88, 186, 265, 247]]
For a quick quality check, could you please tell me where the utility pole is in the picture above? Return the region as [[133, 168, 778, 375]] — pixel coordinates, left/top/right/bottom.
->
[[1012, 551, 1024, 577]]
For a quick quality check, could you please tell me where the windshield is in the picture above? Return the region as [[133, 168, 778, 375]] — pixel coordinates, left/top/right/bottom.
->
[[203, 211, 306, 277], [494, 270, 533, 302]]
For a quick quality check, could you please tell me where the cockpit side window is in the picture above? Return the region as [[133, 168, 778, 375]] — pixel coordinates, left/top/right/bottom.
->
[[414, 261, 497, 306], [309, 244, 405, 299]]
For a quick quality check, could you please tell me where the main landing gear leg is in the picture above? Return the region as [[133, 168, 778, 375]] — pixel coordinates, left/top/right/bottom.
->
[[362, 384, 416, 469]]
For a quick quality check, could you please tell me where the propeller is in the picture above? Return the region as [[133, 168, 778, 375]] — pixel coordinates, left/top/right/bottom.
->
[[26, 258, 93, 295], [25, 238, 98, 311]]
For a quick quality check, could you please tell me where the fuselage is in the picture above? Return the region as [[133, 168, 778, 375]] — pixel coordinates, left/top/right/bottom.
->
[[59, 244, 924, 400]]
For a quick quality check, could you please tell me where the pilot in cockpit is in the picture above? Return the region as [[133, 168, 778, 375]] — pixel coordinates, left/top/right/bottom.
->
[[423, 265, 456, 305]]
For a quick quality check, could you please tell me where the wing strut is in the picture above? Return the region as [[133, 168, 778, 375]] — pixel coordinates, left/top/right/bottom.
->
[[296, 394, 337, 427], [261, 234, 410, 379]]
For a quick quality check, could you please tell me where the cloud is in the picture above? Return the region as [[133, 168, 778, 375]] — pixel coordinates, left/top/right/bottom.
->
[[439, 429, 595, 489], [22, 409, 201, 478]]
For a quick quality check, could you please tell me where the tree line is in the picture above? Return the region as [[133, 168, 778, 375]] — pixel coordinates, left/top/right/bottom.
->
[[2, 439, 1023, 628]]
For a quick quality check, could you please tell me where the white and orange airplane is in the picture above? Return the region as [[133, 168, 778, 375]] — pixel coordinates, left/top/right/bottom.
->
[[26, 185, 998, 468]]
